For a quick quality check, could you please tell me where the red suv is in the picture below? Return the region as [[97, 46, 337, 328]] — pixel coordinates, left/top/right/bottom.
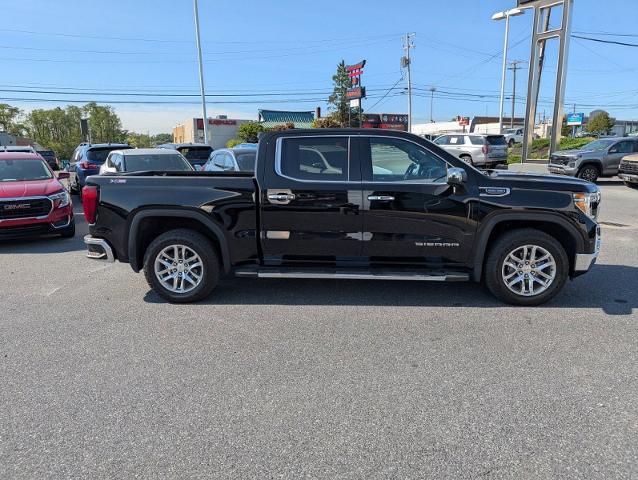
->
[[0, 152, 75, 238]]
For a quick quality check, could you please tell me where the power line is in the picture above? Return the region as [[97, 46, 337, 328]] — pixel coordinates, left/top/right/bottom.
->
[[366, 78, 405, 111], [572, 35, 638, 48]]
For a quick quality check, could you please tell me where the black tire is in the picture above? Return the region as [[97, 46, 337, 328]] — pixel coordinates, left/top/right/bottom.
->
[[577, 164, 600, 183], [143, 229, 220, 303], [460, 155, 473, 166], [59, 221, 75, 238], [484, 228, 569, 306], [508, 139, 515, 148]]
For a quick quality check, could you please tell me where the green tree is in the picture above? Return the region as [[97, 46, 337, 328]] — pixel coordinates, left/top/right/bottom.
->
[[26, 106, 83, 159], [312, 115, 341, 128], [83, 102, 126, 143], [126, 132, 152, 148], [586, 111, 614, 135], [328, 60, 357, 127], [152, 133, 173, 145], [236, 122, 265, 143], [0, 103, 27, 136]]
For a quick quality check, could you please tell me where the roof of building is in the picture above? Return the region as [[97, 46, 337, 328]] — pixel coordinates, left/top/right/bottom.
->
[[258, 109, 315, 128]]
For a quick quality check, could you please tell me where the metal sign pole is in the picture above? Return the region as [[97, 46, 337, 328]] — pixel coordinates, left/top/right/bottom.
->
[[193, 0, 208, 144]]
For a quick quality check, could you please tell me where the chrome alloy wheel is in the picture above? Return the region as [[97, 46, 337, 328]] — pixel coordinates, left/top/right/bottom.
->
[[154, 245, 204, 294], [501, 245, 556, 297]]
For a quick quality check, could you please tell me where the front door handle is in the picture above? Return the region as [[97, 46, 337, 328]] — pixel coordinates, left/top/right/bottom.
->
[[268, 192, 296, 204], [368, 195, 395, 201]]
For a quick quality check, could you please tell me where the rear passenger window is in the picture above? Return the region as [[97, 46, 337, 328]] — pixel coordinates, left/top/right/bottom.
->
[[279, 137, 348, 181], [469, 136, 484, 145]]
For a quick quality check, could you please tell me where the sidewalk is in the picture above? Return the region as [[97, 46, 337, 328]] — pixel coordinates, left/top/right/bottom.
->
[[507, 160, 549, 174]]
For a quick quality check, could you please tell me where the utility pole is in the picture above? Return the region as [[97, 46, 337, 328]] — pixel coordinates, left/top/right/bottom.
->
[[429, 87, 436, 123], [572, 103, 577, 138], [402, 33, 415, 133], [508, 61, 525, 128], [193, 0, 208, 144]]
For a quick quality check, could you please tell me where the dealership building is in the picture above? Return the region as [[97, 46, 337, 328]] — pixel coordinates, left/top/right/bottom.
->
[[172, 116, 252, 149]]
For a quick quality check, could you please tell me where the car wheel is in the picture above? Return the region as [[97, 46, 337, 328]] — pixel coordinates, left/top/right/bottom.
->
[[577, 165, 600, 183], [508, 139, 515, 148], [143, 229, 220, 303], [59, 221, 76, 238], [460, 155, 473, 166], [484, 228, 569, 306]]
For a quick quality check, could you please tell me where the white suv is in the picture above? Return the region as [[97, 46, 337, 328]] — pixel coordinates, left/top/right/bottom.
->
[[433, 134, 508, 168]]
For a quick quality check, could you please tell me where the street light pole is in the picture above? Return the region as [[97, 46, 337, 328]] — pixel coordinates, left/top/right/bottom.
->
[[193, 0, 208, 144], [492, 8, 524, 134], [429, 87, 436, 123], [403, 33, 415, 133]]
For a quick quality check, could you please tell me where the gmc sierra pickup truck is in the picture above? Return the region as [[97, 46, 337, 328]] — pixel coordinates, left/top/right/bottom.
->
[[83, 129, 601, 306]]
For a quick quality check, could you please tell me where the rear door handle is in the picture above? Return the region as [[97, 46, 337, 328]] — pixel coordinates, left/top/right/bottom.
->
[[367, 195, 395, 201], [268, 192, 296, 204]]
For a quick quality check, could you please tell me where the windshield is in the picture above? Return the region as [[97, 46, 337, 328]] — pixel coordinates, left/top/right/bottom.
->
[[178, 146, 213, 162], [87, 147, 131, 164], [235, 152, 256, 171], [0, 159, 53, 182], [583, 139, 615, 151], [124, 154, 193, 172]]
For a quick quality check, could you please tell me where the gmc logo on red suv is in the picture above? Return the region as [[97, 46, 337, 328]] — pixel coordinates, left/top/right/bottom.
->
[[3, 203, 31, 210]]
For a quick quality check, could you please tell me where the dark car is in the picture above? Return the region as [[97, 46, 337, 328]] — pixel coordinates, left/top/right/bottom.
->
[[157, 143, 213, 170], [84, 129, 600, 306], [36, 149, 60, 171], [67, 143, 132, 196]]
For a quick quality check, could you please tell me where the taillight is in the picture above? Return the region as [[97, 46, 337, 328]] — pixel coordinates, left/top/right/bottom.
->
[[482, 144, 490, 154], [79, 161, 97, 169], [82, 185, 99, 224]]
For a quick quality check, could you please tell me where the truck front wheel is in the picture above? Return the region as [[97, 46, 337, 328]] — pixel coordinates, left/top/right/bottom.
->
[[143, 229, 219, 303], [484, 229, 569, 306]]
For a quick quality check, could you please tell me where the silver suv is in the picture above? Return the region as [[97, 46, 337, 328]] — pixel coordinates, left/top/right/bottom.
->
[[548, 137, 638, 182], [433, 134, 508, 168]]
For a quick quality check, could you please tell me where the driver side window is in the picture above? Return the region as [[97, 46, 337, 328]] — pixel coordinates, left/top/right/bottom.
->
[[369, 138, 448, 183]]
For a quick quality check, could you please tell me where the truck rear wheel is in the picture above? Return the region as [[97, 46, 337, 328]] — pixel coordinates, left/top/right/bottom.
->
[[484, 228, 569, 306], [143, 229, 219, 303]]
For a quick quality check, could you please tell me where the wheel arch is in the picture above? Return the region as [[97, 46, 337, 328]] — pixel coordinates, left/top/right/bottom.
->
[[472, 212, 585, 281], [128, 208, 231, 274]]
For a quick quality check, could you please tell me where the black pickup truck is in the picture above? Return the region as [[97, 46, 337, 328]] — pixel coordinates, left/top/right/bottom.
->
[[83, 129, 601, 306]]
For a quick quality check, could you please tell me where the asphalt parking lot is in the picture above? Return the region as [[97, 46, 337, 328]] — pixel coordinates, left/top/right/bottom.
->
[[1, 178, 637, 479]]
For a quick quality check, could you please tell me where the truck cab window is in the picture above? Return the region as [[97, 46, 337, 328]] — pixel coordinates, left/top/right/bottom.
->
[[280, 137, 348, 181], [369, 137, 447, 183]]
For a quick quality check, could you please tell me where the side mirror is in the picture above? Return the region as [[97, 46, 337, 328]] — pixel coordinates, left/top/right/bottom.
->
[[447, 167, 467, 186], [57, 171, 70, 180], [609, 147, 618, 154]]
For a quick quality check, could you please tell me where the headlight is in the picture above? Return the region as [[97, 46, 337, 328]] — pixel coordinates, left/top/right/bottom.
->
[[573, 191, 601, 219], [49, 190, 70, 209]]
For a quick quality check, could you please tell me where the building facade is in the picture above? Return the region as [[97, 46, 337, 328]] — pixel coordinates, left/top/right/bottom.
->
[[172, 116, 252, 149]]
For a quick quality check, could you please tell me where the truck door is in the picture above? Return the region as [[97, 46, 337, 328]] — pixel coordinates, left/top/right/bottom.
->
[[358, 135, 475, 267], [259, 135, 363, 264], [606, 140, 635, 174]]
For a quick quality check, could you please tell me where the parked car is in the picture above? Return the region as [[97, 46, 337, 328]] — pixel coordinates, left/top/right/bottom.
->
[[503, 128, 524, 147], [157, 143, 213, 171], [99, 148, 194, 174], [36, 149, 60, 171], [203, 147, 257, 172], [618, 154, 638, 188], [433, 134, 508, 168], [83, 129, 601, 306], [67, 143, 132, 196], [1, 145, 36, 153], [548, 137, 638, 182], [0, 152, 74, 238]]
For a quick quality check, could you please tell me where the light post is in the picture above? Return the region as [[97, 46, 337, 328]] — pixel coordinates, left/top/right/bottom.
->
[[429, 87, 436, 123], [193, 0, 208, 144], [492, 7, 525, 134]]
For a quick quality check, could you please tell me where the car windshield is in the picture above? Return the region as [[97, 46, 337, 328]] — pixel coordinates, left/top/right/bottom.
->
[[87, 147, 131, 164], [235, 152, 256, 171], [583, 139, 615, 151], [178, 146, 213, 162], [124, 154, 193, 172], [38, 150, 55, 158], [0, 159, 53, 182]]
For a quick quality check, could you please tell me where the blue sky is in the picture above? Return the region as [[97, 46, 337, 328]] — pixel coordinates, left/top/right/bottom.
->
[[2, 0, 637, 133]]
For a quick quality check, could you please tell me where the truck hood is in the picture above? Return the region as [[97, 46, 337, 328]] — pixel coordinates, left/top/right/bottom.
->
[[552, 148, 602, 157], [485, 170, 598, 193], [0, 178, 63, 198]]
